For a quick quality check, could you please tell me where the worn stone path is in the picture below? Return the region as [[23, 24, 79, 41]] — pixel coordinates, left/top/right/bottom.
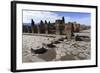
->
[[22, 34, 91, 63]]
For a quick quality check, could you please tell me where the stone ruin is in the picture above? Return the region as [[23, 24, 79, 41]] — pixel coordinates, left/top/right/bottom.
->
[[23, 17, 80, 39]]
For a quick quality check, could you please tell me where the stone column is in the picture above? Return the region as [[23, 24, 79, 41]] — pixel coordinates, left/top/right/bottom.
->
[[76, 24, 80, 32], [64, 23, 72, 39], [73, 22, 76, 32]]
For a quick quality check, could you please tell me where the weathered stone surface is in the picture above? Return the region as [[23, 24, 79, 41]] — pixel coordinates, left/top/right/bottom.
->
[[22, 34, 91, 63], [61, 52, 66, 57], [78, 53, 86, 59], [38, 48, 56, 61], [60, 53, 75, 61], [71, 50, 79, 56]]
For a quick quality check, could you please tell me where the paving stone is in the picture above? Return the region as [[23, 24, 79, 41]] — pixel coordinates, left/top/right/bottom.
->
[[61, 52, 66, 57], [71, 50, 79, 55], [22, 34, 91, 62], [78, 53, 86, 59]]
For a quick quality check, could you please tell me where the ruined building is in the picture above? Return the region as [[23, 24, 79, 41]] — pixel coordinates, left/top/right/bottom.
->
[[23, 17, 80, 39], [55, 17, 65, 35]]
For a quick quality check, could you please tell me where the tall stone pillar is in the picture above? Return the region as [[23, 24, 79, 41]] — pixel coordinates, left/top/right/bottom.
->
[[73, 22, 80, 32], [73, 22, 76, 32], [76, 24, 80, 32], [31, 19, 35, 33], [64, 23, 73, 39]]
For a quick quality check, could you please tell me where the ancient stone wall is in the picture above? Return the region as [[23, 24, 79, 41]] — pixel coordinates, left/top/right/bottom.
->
[[64, 23, 74, 39], [29, 18, 80, 40], [73, 23, 80, 32]]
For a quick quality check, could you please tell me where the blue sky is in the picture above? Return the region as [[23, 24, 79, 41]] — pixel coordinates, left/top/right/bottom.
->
[[23, 10, 91, 25]]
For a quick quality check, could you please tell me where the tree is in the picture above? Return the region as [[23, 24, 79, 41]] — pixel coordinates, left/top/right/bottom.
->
[[45, 20, 47, 24], [31, 19, 35, 27], [40, 20, 43, 25], [44, 20, 48, 34], [62, 16, 65, 23], [31, 19, 35, 33]]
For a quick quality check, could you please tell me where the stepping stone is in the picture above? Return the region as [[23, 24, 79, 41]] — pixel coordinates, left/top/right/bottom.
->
[[61, 52, 66, 57], [71, 50, 79, 56], [74, 56, 79, 60], [60, 53, 75, 61], [78, 53, 86, 59], [66, 51, 71, 55], [38, 48, 56, 61], [56, 54, 61, 60]]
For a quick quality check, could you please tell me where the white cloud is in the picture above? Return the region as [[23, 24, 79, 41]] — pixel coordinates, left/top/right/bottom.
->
[[77, 17, 91, 25], [23, 10, 62, 24], [64, 17, 91, 25], [64, 17, 71, 23], [23, 10, 90, 25]]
